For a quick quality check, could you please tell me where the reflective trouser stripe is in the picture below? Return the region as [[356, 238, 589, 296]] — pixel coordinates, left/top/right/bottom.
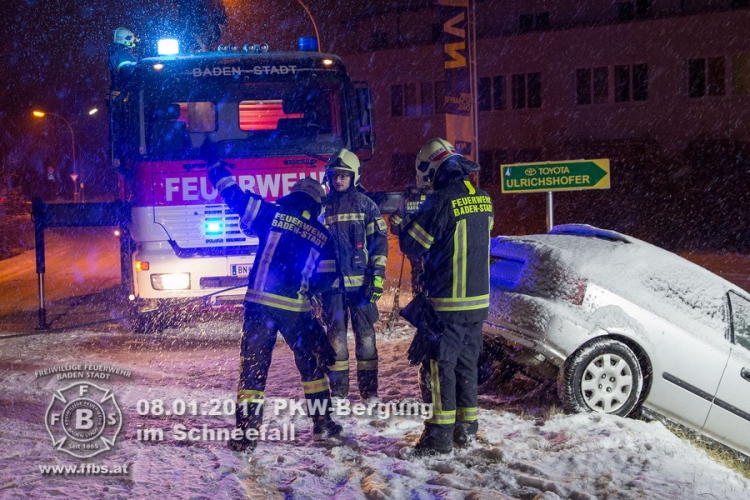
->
[[330, 360, 349, 372], [238, 389, 264, 404], [302, 378, 329, 395], [357, 359, 378, 370], [456, 407, 478, 422], [427, 409, 456, 425], [425, 359, 456, 425]]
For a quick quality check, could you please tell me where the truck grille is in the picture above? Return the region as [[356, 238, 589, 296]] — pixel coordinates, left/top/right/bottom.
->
[[155, 204, 256, 248]]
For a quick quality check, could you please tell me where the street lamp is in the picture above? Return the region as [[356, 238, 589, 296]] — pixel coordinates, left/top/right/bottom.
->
[[32, 109, 96, 203]]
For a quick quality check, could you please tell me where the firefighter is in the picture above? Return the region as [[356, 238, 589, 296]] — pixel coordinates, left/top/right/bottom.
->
[[107, 27, 139, 99], [389, 183, 432, 294], [321, 148, 388, 402], [399, 138, 493, 456], [207, 157, 343, 453]]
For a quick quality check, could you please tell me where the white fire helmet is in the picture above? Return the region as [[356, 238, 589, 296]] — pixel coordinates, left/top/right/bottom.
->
[[114, 27, 139, 48], [415, 137, 459, 187], [326, 148, 361, 186], [290, 177, 326, 205]]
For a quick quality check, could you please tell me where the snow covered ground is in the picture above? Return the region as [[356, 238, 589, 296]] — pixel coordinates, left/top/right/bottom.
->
[[2, 314, 750, 499]]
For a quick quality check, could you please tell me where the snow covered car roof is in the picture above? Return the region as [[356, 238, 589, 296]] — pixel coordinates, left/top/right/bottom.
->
[[489, 224, 745, 334]]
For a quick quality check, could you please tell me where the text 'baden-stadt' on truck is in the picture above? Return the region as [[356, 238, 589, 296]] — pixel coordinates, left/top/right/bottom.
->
[[109, 37, 374, 331]]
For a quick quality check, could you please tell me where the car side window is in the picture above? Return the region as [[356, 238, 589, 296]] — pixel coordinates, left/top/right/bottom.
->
[[728, 291, 750, 351], [489, 256, 525, 289]]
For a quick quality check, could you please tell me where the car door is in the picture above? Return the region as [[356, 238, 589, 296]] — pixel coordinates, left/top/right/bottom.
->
[[701, 291, 750, 456]]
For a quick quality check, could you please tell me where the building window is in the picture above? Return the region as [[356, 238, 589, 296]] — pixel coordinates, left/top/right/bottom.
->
[[391, 83, 420, 117], [478, 76, 506, 111], [614, 64, 648, 102], [512, 73, 542, 109], [576, 67, 608, 105], [390, 85, 403, 116], [478, 77, 492, 111], [732, 0, 750, 8], [733, 54, 750, 95], [618, 0, 651, 21], [688, 57, 725, 97], [519, 12, 550, 33], [535, 12, 550, 31], [420, 82, 435, 115], [519, 14, 533, 33], [404, 83, 418, 116], [493, 76, 505, 110]]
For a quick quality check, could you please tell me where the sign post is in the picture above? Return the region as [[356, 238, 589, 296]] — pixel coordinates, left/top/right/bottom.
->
[[501, 159, 610, 231], [70, 173, 79, 203]]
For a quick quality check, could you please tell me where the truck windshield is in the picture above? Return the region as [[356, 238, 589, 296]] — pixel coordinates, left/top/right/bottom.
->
[[142, 77, 346, 159]]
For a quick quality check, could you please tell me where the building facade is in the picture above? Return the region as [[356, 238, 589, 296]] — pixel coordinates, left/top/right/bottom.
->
[[334, 1, 750, 248]]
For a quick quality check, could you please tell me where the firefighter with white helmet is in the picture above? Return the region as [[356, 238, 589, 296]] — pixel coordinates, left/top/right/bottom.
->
[[108, 27, 139, 97], [321, 148, 388, 403], [415, 137, 481, 187], [399, 137, 493, 456]]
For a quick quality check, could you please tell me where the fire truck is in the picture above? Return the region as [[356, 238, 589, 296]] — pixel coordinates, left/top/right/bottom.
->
[[109, 38, 375, 331]]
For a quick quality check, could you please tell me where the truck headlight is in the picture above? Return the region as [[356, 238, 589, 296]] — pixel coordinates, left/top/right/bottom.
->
[[151, 273, 191, 290]]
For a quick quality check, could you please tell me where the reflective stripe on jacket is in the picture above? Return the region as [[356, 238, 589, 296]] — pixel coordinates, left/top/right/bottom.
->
[[218, 179, 339, 311], [400, 179, 493, 321], [323, 187, 388, 292]]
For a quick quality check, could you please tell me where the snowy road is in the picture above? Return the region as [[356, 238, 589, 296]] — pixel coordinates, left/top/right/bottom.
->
[[1, 227, 750, 498]]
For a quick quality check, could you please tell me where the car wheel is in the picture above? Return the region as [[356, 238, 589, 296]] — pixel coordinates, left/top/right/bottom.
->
[[562, 338, 643, 417]]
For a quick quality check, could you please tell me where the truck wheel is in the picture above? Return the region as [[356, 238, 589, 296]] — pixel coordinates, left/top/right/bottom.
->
[[562, 338, 643, 417]]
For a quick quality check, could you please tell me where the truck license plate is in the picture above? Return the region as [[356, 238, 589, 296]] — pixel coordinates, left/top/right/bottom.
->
[[230, 264, 252, 277]]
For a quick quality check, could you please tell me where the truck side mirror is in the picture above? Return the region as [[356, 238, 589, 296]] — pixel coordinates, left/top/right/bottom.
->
[[353, 82, 375, 156]]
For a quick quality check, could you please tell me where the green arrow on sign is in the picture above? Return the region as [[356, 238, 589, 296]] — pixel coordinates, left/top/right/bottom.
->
[[500, 159, 610, 194]]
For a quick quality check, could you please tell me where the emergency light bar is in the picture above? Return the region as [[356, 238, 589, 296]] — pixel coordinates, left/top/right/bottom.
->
[[158, 39, 179, 55]]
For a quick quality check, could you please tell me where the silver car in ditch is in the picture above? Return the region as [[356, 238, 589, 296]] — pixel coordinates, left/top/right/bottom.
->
[[483, 224, 750, 456]]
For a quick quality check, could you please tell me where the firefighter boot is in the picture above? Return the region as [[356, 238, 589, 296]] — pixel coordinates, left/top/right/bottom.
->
[[227, 401, 261, 454], [453, 420, 478, 448], [312, 414, 343, 442], [357, 362, 378, 401], [327, 362, 350, 399], [413, 423, 453, 457]]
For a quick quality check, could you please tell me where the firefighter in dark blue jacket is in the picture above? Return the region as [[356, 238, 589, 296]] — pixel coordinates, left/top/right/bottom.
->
[[208, 158, 343, 453], [399, 138, 493, 456], [107, 27, 139, 99], [321, 149, 388, 402]]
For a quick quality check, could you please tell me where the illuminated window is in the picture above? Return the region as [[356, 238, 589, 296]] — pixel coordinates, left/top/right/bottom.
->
[[238, 100, 303, 131]]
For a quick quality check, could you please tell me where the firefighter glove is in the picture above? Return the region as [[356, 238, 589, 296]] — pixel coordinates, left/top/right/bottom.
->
[[207, 161, 232, 188], [369, 275, 384, 303]]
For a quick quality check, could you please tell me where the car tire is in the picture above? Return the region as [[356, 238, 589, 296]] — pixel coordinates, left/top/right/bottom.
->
[[562, 338, 643, 417]]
